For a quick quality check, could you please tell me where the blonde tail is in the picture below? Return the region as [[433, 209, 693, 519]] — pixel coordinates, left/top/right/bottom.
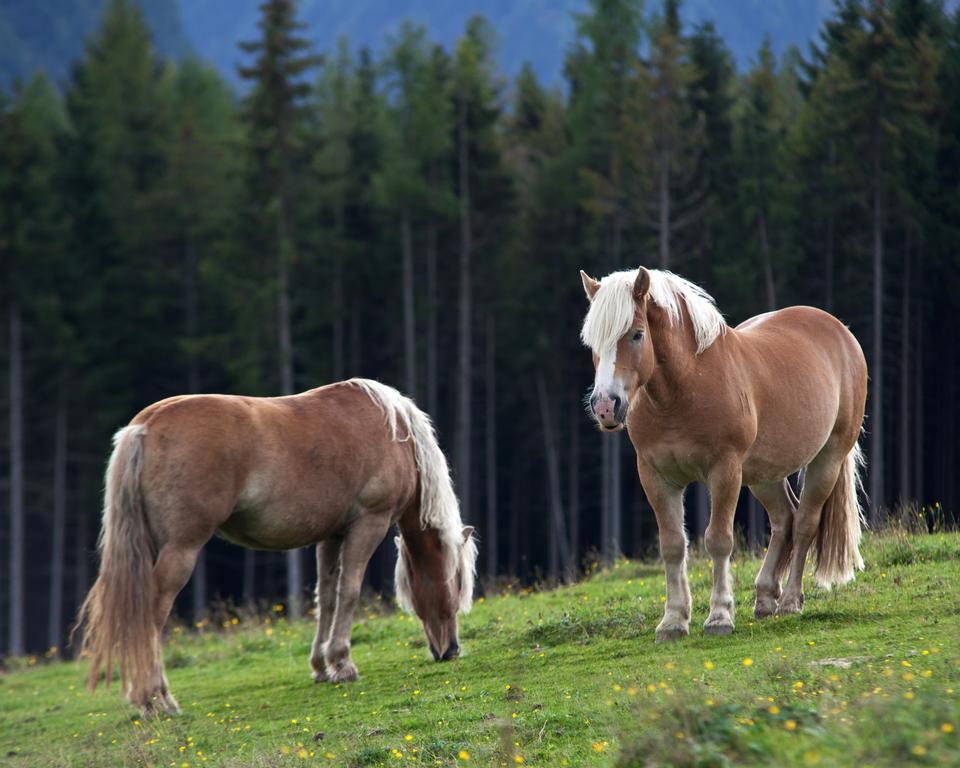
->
[[72, 424, 158, 702], [815, 442, 867, 587]]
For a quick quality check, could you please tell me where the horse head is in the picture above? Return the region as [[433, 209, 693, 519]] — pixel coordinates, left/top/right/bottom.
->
[[395, 524, 476, 661], [580, 268, 655, 430]]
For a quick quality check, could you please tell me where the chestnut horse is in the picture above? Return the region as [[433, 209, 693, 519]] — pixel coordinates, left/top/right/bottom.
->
[[74, 378, 477, 715], [580, 267, 867, 642]]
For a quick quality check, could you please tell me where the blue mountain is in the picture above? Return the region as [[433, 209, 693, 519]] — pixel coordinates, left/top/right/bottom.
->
[[181, 0, 835, 86], [1, 1, 858, 90]]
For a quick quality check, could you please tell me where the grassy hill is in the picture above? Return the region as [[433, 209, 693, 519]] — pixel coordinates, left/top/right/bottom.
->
[[1, 531, 958, 767]]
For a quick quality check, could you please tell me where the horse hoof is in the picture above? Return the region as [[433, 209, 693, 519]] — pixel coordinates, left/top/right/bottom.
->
[[754, 599, 778, 619], [326, 660, 359, 683], [655, 626, 689, 644], [703, 621, 734, 636], [312, 669, 328, 683], [754, 605, 776, 620], [142, 694, 179, 719], [778, 597, 803, 615]]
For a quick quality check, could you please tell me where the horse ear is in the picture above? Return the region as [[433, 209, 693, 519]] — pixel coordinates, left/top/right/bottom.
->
[[580, 270, 600, 301], [461, 526, 475, 543], [633, 268, 651, 302]]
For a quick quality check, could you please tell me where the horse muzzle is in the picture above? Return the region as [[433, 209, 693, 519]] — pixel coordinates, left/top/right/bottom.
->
[[591, 391, 626, 430], [430, 641, 460, 662]]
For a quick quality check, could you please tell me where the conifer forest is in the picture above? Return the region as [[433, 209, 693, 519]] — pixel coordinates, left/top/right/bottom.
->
[[2, 0, 959, 657]]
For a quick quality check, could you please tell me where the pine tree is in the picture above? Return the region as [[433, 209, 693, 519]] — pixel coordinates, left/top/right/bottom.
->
[[804, 0, 937, 515], [238, 0, 320, 619], [569, 0, 644, 564], [452, 16, 507, 524]]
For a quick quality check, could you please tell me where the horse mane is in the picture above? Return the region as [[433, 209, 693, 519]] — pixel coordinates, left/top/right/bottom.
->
[[347, 378, 476, 613], [581, 268, 727, 355]]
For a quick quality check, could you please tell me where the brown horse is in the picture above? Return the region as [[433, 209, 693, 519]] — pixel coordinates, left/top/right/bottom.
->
[[579, 267, 867, 642], [74, 378, 477, 715]]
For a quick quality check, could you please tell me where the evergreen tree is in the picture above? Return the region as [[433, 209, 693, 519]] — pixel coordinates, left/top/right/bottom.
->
[[452, 16, 508, 524], [801, 0, 937, 515], [238, 0, 320, 618]]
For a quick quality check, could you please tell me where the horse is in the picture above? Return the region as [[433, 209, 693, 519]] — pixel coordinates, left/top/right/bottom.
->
[[579, 267, 867, 642], [73, 378, 477, 716]]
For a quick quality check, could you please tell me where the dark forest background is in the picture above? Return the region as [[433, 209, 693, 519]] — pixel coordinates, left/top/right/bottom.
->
[[2, 0, 959, 658]]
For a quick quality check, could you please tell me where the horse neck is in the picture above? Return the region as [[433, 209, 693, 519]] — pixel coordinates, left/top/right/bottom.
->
[[398, 512, 449, 579], [643, 302, 701, 409]]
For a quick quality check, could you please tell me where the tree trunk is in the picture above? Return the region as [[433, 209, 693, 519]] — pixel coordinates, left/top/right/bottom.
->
[[758, 209, 776, 311], [278, 186, 302, 619], [869, 155, 885, 520], [426, 214, 438, 417], [537, 373, 571, 581], [600, 437, 611, 563], [243, 550, 256, 607], [568, 402, 580, 574], [333, 203, 345, 381], [484, 315, 497, 582], [185, 238, 207, 621], [659, 155, 671, 269], [610, 433, 622, 559], [455, 94, 472, 522], [825, 140, 836, 312], [695, 483, 709, 541], [402, 210, 416, 398], [747, 494, 761, 551], [913, 244, 924, 505], [74, 466, 89, 615], [48, 383, 68, 653], [8, 301, 25, 656], [899, 235, 911, 504]]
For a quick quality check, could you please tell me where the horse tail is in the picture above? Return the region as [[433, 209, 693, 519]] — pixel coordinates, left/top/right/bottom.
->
[[814, 441, 866, 588], [349, 379, 477, 612], [72, 424, 158, 698]]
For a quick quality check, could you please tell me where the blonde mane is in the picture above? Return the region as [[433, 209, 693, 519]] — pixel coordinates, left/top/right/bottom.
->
[[581, 268, 727, 355], [347, 378, 476, 614]]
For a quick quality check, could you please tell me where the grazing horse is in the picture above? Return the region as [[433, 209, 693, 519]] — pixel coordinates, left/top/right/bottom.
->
[[74, 379, 477, 715], [579, 267, 867, 642]]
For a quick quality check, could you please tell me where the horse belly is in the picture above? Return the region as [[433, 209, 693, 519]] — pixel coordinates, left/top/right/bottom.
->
[[742, 393, 838, 485], [217, 469, 356, 550]]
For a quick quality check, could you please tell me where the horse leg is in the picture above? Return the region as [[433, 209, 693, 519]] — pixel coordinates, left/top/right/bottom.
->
[[750, 479, 797, 619], [779, 451, 844, 615], [638, 466, 690, 643], [703, 460, 742, 635], [140, 543, 200, 717], [310, 536, 343, 683], [323, 514, 389, 682]]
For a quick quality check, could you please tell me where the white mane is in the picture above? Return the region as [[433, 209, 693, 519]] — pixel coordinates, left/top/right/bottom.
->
[[581, 268, 727, 355], [347, 378, 476, 614]]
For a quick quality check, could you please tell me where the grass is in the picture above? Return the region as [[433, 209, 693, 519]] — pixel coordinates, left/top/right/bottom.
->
[[1, 531, 958, 767]]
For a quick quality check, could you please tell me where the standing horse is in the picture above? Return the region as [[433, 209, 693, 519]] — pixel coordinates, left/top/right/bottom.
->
[[579, 267, 867, 642], [74, 378, 477, 715]]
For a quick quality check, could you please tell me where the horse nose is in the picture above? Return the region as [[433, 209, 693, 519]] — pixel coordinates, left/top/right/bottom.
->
[[610, 394, 621, 415], [440, 641, 460, 661]]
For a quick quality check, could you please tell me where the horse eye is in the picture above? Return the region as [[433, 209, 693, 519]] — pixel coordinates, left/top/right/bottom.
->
[[631, 329, 644, 342]]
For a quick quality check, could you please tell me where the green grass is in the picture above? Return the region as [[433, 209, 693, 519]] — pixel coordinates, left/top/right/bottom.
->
[[2, 531, 958, 767]]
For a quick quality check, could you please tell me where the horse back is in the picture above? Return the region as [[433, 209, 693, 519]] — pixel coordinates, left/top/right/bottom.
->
[[129, 386, 419, 549]]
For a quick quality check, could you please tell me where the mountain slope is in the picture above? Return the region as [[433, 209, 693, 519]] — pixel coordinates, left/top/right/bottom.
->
[[0, 0, 188, 87], [182, 0, 831, 86]]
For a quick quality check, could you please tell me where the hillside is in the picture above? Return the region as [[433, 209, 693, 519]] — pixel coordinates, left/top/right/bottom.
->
[[1, 0, 833, 89], [178, 0, 831, 85], [1, 531, 957, 766], [0, 0, 187, 87]]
